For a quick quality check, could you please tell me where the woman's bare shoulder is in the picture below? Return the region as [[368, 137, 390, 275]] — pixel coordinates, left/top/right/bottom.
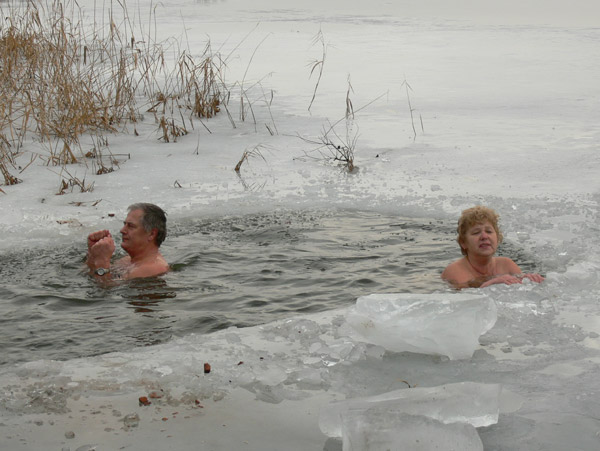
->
[[441, 258, 469, 281], [494, 256, 521, 273]]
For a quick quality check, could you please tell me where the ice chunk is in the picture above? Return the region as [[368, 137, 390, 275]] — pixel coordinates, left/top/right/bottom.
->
[[285, 368, 329, 389], [346, 292, 497, 359], [255, 365, 288, 386], [342, 410, 483, 451], [319, 381, 501, 438]]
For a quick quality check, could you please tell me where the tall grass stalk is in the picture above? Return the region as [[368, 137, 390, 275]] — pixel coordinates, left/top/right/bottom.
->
[[308, 29, 327, 112], [401, 78, 424, 141]]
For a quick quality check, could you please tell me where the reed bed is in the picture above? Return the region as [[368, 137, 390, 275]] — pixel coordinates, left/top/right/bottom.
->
[[0, 0, 228, 188]]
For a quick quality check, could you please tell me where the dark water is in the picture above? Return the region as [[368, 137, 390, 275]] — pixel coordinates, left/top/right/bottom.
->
[[0, 209, 538, 368]]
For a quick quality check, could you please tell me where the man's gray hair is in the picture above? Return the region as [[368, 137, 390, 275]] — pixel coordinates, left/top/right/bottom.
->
[[128, 203, 167, 246]]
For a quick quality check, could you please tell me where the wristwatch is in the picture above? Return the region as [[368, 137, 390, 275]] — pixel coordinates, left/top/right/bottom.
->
[[95, 268, 110, 276]]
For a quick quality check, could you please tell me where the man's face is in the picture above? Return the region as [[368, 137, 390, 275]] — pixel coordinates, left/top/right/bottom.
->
[[120, 209, 154, 255]]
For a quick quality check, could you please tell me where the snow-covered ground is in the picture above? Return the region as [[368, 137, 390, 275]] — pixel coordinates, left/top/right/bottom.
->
[[1, 0, 599, 449]]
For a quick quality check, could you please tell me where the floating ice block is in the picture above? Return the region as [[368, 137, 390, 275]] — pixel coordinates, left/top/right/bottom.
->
[[342, 410, 484, 451], [319, 381, 501, 438], [346, 292, 497, 359]]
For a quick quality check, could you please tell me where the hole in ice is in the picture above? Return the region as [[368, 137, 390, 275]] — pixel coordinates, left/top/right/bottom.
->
[[0, 209, 541, 367]]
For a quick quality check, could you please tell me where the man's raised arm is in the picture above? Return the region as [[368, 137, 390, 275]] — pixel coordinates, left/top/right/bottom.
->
[[86, 230, 115, 276]]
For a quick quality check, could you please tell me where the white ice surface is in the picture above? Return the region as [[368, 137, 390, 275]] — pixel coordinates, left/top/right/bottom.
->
[[1, 0, 600, 450]]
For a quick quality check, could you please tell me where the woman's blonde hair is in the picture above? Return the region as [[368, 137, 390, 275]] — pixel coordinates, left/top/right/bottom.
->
[[456, 206, 503, 255]]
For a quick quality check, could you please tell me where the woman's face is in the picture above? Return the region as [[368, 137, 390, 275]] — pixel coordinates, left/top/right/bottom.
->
[[460, 221, 498, 258]]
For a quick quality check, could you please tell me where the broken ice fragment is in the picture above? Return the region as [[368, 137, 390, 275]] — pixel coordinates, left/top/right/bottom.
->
[[346, 292, 497, 359], [319, 381, 501, 438], [342, 410, 483, 451]]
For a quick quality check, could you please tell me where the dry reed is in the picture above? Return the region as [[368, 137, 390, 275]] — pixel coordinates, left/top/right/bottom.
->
[[296, 88, 389, 172], [234, 144, 268, 173], [401, 78, 425, 141], [0, 0, 229, 188], [297, 78, 359, 172], [308, 29, 327, 112]]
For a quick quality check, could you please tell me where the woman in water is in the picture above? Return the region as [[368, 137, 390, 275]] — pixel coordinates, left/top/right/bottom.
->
[[442, 206, 544, 289]]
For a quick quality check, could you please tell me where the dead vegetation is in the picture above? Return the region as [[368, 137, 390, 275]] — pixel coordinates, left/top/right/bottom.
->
[[234, 144, 268, 173], [308, 28, 327, 112], [401, 77, 425, 141], [0, 0, 229, 189], [297, 74, 423, 171], [297, 121, 359, 173], [0, 0, 424, 194], [297, 80, 389, 173]]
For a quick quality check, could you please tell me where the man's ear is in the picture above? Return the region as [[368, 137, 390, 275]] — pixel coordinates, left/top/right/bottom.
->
[[149, 228, 158, 242]]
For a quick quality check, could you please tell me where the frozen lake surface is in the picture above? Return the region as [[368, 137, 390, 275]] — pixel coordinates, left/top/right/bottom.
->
[[0, 0, 599, 449]]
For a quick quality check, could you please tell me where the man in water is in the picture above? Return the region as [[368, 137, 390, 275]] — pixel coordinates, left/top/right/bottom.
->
[[86, 203, 169, 280], [442, 206, 544, 289]]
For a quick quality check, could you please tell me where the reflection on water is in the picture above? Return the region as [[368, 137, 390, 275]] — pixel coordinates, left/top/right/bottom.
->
[[0, 209, 541, 367]]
